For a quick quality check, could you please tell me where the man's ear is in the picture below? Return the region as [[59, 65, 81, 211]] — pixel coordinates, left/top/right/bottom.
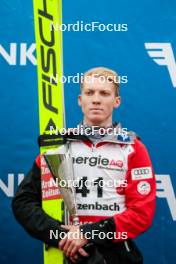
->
[[114, 96, 121, 109], [78, 95, 82, 106]]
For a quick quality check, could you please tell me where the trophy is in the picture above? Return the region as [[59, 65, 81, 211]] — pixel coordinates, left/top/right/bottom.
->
[[44, 142, 79, 226], [41, 135, 94, 262]]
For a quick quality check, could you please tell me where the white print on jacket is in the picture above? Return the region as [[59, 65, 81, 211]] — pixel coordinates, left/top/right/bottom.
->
[[70, 141, 134, 217]]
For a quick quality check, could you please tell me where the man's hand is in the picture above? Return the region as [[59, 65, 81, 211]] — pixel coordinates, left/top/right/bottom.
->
[[59, 225, 89, 261]]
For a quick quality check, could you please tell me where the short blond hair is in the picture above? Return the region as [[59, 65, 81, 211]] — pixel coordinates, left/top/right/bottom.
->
[[80, 67, 120, 96]]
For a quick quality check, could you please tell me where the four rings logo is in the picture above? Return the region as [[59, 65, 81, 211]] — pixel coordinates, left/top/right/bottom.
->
[[145, 43, 176, 88], [131, 167, 153, 180], [134, 168, 150, 175]]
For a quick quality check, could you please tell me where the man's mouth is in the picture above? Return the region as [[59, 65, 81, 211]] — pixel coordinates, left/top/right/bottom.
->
[[90, 108, 103, 111]]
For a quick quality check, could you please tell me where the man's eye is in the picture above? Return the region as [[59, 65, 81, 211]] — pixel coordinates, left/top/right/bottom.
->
[[101, 91, 110, 96], [86, 91, 93, 95]]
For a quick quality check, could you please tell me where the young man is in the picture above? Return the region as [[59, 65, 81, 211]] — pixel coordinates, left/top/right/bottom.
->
[[12, 67, 156, 264]]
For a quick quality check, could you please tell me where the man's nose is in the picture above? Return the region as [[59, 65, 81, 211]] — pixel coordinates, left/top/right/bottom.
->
[[92, 93, 101, 104]]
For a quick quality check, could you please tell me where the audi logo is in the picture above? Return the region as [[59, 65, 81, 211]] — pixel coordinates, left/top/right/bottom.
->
[[134, 168, 150, 175]]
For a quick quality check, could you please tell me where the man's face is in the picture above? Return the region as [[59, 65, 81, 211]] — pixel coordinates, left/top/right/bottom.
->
[[78, 76, 121, 126]]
